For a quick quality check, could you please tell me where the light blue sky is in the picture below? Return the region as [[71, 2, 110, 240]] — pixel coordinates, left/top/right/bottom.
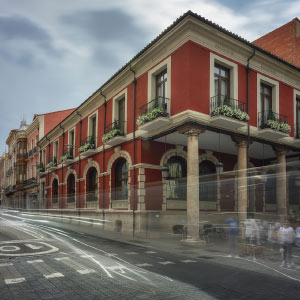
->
[[0, 0, 299, 153]]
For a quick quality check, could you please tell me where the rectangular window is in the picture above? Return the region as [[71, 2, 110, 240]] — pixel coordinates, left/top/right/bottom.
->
[[69, 130, 75, 157], [118, 98, 125, 134], [155, 69, 167, 111], [261, 83, 272, 120], [54, 141, 58, 160], [214, 64, 230, 105], [88, 115, 97, 145]]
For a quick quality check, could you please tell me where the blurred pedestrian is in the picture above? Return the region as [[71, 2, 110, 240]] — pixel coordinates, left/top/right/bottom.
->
[[295, 222, 300, 248], [226, 217, 239, 258], [244, 218, 259, 261], [278, 221, 295, 268]]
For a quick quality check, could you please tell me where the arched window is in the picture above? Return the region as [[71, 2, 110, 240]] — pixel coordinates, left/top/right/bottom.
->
[[166, 156, 187, 200], [87, 167, 97, 201], [67, 174, 75, 203], [52, 179, 58, 203], [114, 159, 128, 200], [199, 160, 217, 202]]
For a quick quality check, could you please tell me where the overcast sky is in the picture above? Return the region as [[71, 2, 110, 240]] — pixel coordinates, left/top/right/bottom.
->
[[1, 0, 299, 153]]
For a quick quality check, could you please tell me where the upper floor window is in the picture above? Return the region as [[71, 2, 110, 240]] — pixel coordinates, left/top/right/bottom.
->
[[261, 83, 272, 120], [214, 64, 230, 103], [88, 114, 97, 145], [54, 141, 58, 160], [156, 69, 167, 99], [69, 129, 75, 157], [112, 90, 127, 135]]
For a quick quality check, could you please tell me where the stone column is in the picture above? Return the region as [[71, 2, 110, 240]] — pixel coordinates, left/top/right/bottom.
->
[[274, 146, 288, 222], [234, 137, 248, 222], [179, 125, 205, 242]]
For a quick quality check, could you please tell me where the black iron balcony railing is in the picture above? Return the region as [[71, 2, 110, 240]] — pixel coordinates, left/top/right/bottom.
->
[[210, 95, 246, 114], [28, 149, 33, 157], [139, 96, 170, 116], [4, 186, 11, 194], [104, 120, 126, 135], [295, 123, 300, 139], [60, 149, 74, 163], [37, 163, 45, 174], [24, 177, 37, 186], [79, 136, 96, 153], [33, 146, 37, 154], [17, 153, 28, 159], [47, 157, 57, 169], [258, 110, 288, 130], [13, 184, 17, 190]]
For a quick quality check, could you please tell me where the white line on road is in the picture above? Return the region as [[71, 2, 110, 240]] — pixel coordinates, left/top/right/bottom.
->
[[136, 263, 153, 267], [77, 269, 96, 275], [54, 257, 69, 261], [44, 273, 64, 279], [27, 259, 44, 264], [158, 261, 175, 265], [144, 251, 157, 254], [125, 252, 139, 255], [0, 263, 13, 267], [5, 278, 25, 284], [25, 244, 43, 250], [181, 260, 197, 263], [80, 255, 94, 258]]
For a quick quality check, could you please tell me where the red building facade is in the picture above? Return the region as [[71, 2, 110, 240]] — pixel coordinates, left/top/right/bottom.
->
[[38, 12, 300, 235]]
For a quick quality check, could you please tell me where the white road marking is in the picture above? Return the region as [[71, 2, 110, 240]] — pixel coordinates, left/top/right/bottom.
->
[[136, 263, 153, 267], [80, 255, 94, 258], [77, 269, 96, 275], [0, 245, 21, 252], [25, 244, 43, 250], [27, 259, 44, 264], [181, 260, 197, 263], [44, 272, 64, 279], [54, 257, 69, 261], [158, 261, 175, 265], [106, 253, 118, 257], [125, 252, 139, 255], [5, 278, 25, 284], [0, 263, 13, 267], [145, 251, 157, 254]]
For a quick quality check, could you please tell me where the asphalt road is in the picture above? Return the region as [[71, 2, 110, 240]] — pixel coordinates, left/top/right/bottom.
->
[[0, 210, 300, 300]]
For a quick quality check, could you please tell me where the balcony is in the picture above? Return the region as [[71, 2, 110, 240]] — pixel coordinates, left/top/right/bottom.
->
[[28, 149, 33, 158], [210, 95, 248, 129], [4, 186, 12, 194], [60, 149, 74, 165], [258, 111, 290, 139], [24, 177, 37, 186], [47, 157, 58, 172], [137, 97, 170, 131], [103, 121, 126, 146], [79, 136, 96, 157], [33, 146, 37, 154], [37, 164, 45, 176]]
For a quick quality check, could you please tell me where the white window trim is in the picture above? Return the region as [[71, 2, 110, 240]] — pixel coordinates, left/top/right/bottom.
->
[[112, 89, 127, 134], [87, 111, 98, 146], [257, 73, 279, 126], [294, 89, 300, 138], [147, 56, 171, 115], [210, 53, 238, 107]]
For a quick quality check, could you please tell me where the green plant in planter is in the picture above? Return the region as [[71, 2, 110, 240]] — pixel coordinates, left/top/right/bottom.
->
[[266, 119, 291, 133], [212, 105, 249, 121], [78, 142, 95, 153], [47, 157, 57, 169], [102, 128, 122, 143], [60, 150, 73, 163], [137, 107, 166, 126]]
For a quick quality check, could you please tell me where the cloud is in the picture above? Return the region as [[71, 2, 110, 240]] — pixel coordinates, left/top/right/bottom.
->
[[0, 15, 63, 66]]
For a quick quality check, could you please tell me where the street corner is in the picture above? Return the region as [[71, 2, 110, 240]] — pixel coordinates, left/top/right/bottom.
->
[[0, 240, 59, 257]]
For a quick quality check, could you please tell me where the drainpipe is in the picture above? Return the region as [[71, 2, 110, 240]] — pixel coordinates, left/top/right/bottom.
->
[[76, 111, 82, 214], [246, 48, 256, 216], [100, 89, 107, 224], [130, 65, 137, 237], [45, 136, 50, 210], [60, 124, 64, 210]]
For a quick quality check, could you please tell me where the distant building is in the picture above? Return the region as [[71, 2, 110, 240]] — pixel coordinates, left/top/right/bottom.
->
[[3, 109, 75, 209], [253, 18, 300, 67]]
